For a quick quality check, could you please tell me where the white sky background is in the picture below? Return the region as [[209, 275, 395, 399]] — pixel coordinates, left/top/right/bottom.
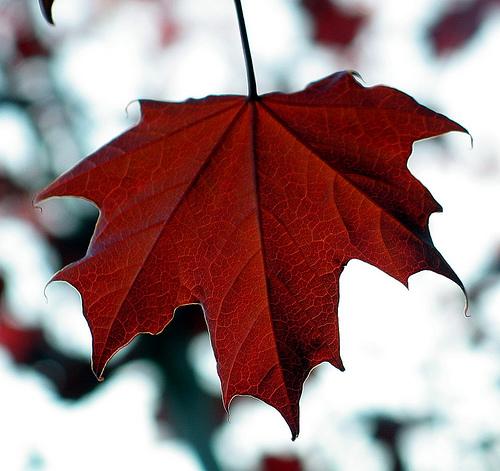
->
[[0, 0, 499, 469]]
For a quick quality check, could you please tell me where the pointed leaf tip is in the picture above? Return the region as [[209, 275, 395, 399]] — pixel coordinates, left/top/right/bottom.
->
[[38, 0, 55, 25]]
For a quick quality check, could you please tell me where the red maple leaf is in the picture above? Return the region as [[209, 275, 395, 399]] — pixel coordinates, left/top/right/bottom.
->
[[36, 71, 465, 438]]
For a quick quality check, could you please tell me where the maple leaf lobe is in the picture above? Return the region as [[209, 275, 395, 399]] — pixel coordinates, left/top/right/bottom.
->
[[36, 71, 466, 439]]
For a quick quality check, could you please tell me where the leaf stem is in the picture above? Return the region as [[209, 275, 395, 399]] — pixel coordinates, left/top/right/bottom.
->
[[233, 0, 258, 99]]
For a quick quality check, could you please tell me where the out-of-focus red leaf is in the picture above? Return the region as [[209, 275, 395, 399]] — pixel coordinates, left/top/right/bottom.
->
[[159, 16, 179, 47], [1, 1, 49, 59], [36, 71, 465, 438], [301, 0, 367, 47], [0, 314, 43, 363], [0, 274, 42, 362], [428, 0, 500, 55], [262, 456, 303, 471], [16, 34, 49, 59]]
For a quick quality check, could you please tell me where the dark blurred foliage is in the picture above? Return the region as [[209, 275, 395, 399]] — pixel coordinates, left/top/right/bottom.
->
[[300, 0, 368, 48], [468, 245, 500, 306], [369, 416, 410, 471], [0, 174, 27, 198], [0, 1, 498, 470], [427, 0, 500, 55]]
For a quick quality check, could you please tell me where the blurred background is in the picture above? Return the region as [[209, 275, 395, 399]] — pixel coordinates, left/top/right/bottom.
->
[[0, 0, 499, 469]]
